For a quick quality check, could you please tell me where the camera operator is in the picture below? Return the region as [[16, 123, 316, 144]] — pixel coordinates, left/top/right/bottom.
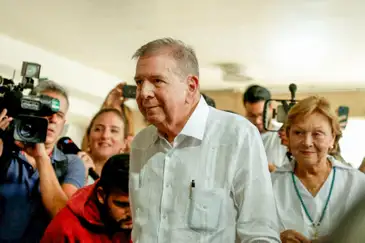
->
[[243, 85, 288, 171], [0, 80, 86, 242]]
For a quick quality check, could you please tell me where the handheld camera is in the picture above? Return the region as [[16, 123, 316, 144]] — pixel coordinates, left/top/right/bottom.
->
[[0, 62, 60, 144], [263, 83, 299, 132]]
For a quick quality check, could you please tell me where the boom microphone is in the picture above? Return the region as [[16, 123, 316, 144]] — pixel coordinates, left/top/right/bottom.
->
[[57, 137, 99, 180]]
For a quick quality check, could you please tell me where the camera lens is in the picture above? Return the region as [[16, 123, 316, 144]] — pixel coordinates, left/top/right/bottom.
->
[[18, 123, 36, 138]]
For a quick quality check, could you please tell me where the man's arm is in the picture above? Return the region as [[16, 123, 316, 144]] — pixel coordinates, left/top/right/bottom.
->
[[36, 155, 69, 217], [37, 154, 85, 218], [61, 155, 86, 197], [233, 125, 280, 242]]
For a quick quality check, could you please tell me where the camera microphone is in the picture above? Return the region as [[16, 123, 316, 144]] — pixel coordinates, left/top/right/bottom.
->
[[289, 83, 297, 101], [57, 137, 99, 180]]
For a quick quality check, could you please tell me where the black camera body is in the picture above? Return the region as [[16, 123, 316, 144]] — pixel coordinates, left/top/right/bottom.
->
[[263, 83, 299, 132], [0, 62, 60, 144]]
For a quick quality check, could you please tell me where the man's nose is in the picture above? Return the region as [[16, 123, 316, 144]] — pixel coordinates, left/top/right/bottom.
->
[[47, 113, 57, 123], [139, 81, 154, 99], [255, 116, 262, 125]]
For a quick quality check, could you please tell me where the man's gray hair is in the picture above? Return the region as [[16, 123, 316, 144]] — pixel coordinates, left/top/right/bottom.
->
[[30, 80, 70, 108], [132, 37, 199, 77]]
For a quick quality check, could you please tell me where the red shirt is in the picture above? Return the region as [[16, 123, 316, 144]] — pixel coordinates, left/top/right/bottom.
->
[[41, 184, 131, 243]]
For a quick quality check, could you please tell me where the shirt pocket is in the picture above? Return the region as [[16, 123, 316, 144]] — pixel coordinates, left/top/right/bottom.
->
[[187, 187, 224, 232]]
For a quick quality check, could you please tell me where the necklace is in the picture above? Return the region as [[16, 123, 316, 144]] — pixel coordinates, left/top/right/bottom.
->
[[291, 167, 336, 240]]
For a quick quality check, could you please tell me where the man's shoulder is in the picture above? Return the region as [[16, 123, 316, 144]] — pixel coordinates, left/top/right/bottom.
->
[[42, 206, 82, 241], [207, 108, 258, 136], [131, 125, 157, 149]]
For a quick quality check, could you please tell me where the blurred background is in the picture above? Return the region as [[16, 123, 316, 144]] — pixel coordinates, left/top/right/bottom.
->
[[0, 0, 364, 167]]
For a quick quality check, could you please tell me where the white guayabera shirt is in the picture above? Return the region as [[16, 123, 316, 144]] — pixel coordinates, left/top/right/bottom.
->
[[272, 156, 365, 240], [129, 96, 280, 243], [261, 126, 289, 167]]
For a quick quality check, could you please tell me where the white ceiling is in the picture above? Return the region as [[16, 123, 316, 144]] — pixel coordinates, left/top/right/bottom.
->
[[1, 0, 365, 92]]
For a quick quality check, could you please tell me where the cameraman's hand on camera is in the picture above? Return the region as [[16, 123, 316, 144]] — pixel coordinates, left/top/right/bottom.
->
[[0, 109, 13, 156], [0, 109, 13, 131], [102, 82, 126, 110], [15, 142, 48, 160]]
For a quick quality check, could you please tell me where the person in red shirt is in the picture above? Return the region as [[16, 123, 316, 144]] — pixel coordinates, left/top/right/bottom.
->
[[41, 154, 132, 243]]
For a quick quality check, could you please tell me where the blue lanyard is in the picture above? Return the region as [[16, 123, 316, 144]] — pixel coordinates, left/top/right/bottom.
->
[[291, 167, 336, 227]]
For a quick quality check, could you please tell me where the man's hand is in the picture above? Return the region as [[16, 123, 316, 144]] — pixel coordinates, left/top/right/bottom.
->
[[280, 230, 311, 243], [268, 162, 276, 172], [103, 82, 126, 109], [338, 114, 348, 131], [14, 142, 48, 160], [0, 109, 13, 131], [77, 151, 95, 179], [0, 109, 13, 156]]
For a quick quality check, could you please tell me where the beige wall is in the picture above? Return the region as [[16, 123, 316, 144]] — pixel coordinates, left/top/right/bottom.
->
[[131, 90, 365, 133], [204, 90, 365, 118]]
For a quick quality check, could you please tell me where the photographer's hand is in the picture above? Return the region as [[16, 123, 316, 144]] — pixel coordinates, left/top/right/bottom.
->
[[0, 109, 12, 131], [0, 109, 13, 156], [101, 82, 127, 111]]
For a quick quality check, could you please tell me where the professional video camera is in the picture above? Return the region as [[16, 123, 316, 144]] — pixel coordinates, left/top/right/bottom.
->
[[0, 61, 60, 144], [263, 83, 298, 132]]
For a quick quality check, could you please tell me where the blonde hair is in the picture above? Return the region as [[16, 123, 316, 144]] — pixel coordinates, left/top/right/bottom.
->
[[81, 106, 134, 152], [285, 96, 342, 155]]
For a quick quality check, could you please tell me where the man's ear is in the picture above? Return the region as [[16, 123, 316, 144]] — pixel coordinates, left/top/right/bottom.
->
[[96, 186, 106, 205], [186, 75, 199, 104], [187, 75, 199, 93]]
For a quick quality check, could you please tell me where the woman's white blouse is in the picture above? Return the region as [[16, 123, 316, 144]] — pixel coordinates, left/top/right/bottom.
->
[[271, 156, 365, 239]]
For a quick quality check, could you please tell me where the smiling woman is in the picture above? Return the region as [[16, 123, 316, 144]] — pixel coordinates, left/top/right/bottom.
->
[[271, 96, 365, 242], [84, 109, 127, 177]]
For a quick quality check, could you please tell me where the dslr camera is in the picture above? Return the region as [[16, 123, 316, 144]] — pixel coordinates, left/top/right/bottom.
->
[[0, 61, 60, 144], [263, 83, 299, 132]]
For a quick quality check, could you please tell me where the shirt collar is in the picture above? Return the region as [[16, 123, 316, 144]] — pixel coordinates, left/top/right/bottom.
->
[[50, 147, 67, 163], [152, 95, 210, 143], [276, 155, 351, 172], [179, 95, 209, 140]]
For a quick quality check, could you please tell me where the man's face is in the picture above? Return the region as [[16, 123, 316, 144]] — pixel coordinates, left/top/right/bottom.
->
[[134, 53, 194, 129], [41, 91, 67, 146], [244, 101, 269, 133], [97, 187, 132, 230]]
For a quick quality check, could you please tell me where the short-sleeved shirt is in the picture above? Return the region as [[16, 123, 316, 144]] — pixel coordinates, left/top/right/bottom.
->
[[0, 147, 85, 242]]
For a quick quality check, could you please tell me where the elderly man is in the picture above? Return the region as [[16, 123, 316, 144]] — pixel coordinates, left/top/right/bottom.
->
[[129, 38, 280, 243]]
